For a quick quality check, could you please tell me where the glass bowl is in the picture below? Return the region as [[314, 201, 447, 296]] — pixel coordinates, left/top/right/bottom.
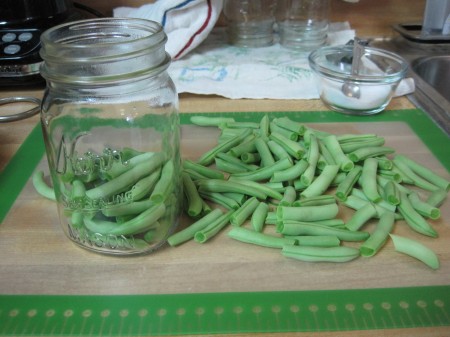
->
[[308, 45, 408, 115]]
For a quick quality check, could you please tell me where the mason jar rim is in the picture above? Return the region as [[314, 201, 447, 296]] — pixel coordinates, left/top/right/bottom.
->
[[40, 18, 167, 62], [39, 18, 170, 84]]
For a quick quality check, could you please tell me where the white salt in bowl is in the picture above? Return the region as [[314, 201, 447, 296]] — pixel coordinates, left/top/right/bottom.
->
[[308, 45, 408, 115]]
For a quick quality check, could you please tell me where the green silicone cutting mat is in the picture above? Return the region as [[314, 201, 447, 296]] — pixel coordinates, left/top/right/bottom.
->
[[0, 109, 449, 336]]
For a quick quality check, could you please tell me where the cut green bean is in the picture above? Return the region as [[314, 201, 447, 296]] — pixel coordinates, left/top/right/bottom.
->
[[227, 179, 283, 200], [305, 134, 320, 164], [360, 211, 395, 257], [229, 157, 292, 181], [348, 146, 395, 162], [343, 194, 398, 219], [190, 116, 235, 127], [85, 203, 165, 236], [219, 127, 249, 142], [292, 195, 336, 207], [293, 179, 308, 191], [378, 169, 402, 183], [251, 202, 269, 232], [273, 117, 306, 135], [284, 235, 340, 247], [225, 121, 260, 129], [217, 152, 258, 171], [337, 133, 379, 143], [269, 132, 305, 159], [71, 210, 84, 228], [183, 159, 225, 180], [426, 189, 448, 208], [197, 179, 268, 199], [277, 203, 339, 222], [32, 170, 56, 201], [335, 165, 362, 201], [270, 122, 298, 141], [313, 219, 346, 227], [398, 192, 438, 237], [86, 153, 165, 200], [265, 211, 278, 225], [228, 227, 296, 249], [201, 199, 212, 214], [199, 191, 240, 210], [282, 245, 360, 263], [214, 158, 250, 174], [264, 182, 285, 193], [150, 159, 175, 203], [278, 221, 369, 241], [318, 139, 336, 165], [351, 188, 396, 213], [107, 203, 166, 236], [183, 168, 210, 181], [70, 179, 86, 201], [393, 156, 439, 192], [301, 134, 319, 186], [389, 234, 439, 269], [182, 172, 203, 217], [300, 165, 340, 198], [396, 155, 450, 191], [383, 180, 400, 206], [340, 138, 386, 153], [230, 197, 260, 226], [279, 186, 297, 206], [259, 114, 270, 140], [271, 159, 308, 183], [345, 202, 377, 231], [267, 140, 292, 162], [102, 199, 154, 217], [408, 192, 440, 220], [194, 211, 233, 243], [322, 135, 354, 172], [376, 157, 393, 170], [255, 137, 276, 167], [331, 172, 347, 186], [103, 151, 156, 180], [303, 127, 330, 144], [228, 135, 257, 157], [197, 128, 253, 166], [377, 175, 412, 195], [167, 208, 223, 246], [360, 158, 382, 203], [222, 192, 247, 205], [130, 169, 160, 201], [240, 152, 261, 164], [300, 163, 316, 186]]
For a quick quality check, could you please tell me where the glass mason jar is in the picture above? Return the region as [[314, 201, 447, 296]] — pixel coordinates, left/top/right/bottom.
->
[[39, 18, 181, 256]]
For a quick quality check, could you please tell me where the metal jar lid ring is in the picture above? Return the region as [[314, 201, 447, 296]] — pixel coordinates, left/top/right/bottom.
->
[[0, 97, 41, 123]]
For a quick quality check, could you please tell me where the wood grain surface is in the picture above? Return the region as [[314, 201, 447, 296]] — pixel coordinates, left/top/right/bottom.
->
[[1, 102, 449, 337], [0, 1, 447, 334]]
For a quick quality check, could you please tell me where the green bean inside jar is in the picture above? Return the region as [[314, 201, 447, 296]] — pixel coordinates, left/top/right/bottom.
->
[[39, 18, 181, 255]]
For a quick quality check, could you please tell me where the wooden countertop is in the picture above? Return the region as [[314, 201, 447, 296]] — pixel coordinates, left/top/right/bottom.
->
[[1, 85, 449, 337]]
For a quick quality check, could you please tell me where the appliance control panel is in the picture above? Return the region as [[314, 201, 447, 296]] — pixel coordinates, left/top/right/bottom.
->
[[0, 28, 41, 60]]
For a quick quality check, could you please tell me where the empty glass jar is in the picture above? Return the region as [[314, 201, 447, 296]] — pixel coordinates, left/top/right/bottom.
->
[[39, 18, 181, 255]]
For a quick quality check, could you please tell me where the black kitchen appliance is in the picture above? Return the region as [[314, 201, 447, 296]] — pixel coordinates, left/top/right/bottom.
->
[[0, 0, 103, 88]]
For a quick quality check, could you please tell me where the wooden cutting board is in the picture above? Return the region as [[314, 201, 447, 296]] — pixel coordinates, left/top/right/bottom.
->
[[0, 109, 449, 336]]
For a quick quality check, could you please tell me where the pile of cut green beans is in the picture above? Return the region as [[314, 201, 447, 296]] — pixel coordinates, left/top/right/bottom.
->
[[168, 115, 449, 269], [33, 149, 180, 251]]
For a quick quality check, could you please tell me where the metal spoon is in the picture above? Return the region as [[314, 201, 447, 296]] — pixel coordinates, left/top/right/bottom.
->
[[341, 38, 364, 99]]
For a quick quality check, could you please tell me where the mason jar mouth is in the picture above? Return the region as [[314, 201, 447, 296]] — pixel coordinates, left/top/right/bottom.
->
[[40, 18, 170, 84]]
